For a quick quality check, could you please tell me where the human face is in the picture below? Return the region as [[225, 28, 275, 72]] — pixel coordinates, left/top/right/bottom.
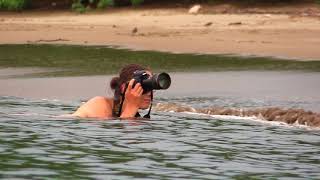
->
[[139, 91, 152, 109]]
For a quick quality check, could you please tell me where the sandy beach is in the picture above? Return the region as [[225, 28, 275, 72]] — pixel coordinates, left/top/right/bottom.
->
[[1, 7, 320, 60]]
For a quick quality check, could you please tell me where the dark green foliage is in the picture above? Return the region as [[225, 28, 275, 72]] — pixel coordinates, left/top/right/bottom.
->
[[131, 0, 144, 6], [97, 0, 114, 8], [0, 0, 29, 11], [71, 0, 114, 12], [71, 0, 86, 13], [1, 0, 319, 11]]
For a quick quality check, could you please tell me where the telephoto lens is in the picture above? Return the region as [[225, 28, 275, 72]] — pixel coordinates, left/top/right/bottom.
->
[[150, 72, 171, 90], [132, 71, 171, 93]]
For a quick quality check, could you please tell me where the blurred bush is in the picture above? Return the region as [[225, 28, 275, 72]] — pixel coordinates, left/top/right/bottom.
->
[[71, 0, 86, 13], [131, 0, 144, 6], [0, 0, 29, 11], [1, 0, 319, 11], [97, 0, 114, 9]]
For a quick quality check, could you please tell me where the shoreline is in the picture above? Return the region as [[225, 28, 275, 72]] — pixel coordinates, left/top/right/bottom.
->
[[2, 44, 320, 78], [1, 9, 320, 60]]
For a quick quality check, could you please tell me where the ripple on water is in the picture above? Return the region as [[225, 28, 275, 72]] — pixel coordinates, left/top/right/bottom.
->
[[0, 96, 320, 179]]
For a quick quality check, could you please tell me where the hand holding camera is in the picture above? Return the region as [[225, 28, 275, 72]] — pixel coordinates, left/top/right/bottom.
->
[[124, 79, 143, 108], [131, 70, 171, 93], [121, 70, 171, 118]]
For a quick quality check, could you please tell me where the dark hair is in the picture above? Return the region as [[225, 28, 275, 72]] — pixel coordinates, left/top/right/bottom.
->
[[110, 64, 147, 90]]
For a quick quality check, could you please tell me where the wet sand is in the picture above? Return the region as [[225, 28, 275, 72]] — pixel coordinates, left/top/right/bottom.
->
[[1, 9, 320, 60], [0, 67, 60, 78]]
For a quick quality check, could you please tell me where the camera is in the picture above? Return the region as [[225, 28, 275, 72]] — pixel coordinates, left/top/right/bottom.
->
[[132, 70, 171, 93]]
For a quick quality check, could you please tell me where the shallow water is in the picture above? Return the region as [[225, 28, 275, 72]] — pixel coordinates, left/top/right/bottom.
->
[[1, 96, 320, 179], [1, 71, 320, 111], [1, 71, 320, 179]]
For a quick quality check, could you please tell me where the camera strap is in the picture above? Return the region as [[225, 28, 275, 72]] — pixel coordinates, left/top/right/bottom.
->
[[142, 91, 153, 119]]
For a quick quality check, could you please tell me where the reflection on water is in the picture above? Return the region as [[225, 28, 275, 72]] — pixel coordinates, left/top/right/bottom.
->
[[1, 96, 320, 179]]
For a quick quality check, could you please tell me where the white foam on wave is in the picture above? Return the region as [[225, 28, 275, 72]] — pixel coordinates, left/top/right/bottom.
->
[[182, 111, 320, 130]]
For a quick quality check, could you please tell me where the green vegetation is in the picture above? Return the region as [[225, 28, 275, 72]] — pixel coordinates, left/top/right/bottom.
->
[[0, 0, 29, 11], [0, 44, 319, 77], [97, 0, 114, 9], [131, 0, 144, 6], [70, 0, 144, 12], [1, 0, 319, 11], [71, 0, 113, 13], [71, 1, 86, 13]]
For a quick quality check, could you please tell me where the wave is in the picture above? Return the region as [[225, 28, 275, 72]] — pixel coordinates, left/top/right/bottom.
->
[[154, 103, 320, 127]]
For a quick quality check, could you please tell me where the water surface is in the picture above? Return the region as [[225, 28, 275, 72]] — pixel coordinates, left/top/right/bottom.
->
[[0, 96, 320, 179], [1, 44, 320, 179], [1, 71, 319, 111], [1, 71, 320, 179]]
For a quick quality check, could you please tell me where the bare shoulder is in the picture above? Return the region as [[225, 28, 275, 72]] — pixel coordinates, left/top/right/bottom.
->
[[87, 96, 112, 105], [72, 96, 113, 118]]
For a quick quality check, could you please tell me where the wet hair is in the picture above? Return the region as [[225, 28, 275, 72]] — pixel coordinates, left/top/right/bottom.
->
[[110, 64, 147, 90]]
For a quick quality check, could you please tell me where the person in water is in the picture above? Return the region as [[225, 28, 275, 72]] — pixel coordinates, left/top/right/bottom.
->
[[72, 64, 153, 119]]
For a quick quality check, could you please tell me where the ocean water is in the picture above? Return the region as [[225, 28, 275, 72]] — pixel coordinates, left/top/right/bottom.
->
[[1, 71, 320, 179]]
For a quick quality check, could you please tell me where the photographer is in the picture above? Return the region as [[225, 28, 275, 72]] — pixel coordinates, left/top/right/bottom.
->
[[72, 64, 170, 119]]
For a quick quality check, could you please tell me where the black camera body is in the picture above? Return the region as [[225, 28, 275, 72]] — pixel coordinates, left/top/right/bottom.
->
[[132, 70, 171, 93]]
